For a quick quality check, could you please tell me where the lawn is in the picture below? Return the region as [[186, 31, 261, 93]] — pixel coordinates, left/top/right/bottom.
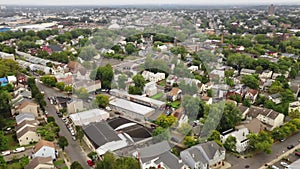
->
[[151, 92, 163, 100], [6, 133, 19, 149], [54, 159, 68, 169], [171, 100, 181, 109], [158, 80, 166, 86]]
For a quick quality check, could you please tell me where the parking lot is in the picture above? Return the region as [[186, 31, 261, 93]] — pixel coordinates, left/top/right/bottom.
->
[[272, 149, 300, 169]]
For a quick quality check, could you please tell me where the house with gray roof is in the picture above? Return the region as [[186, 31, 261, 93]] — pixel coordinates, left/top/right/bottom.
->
[[82, 121, 128, 156], [180, 141, 225, 169], [15, 113, 35, 125], [138, 141, 188, 169]]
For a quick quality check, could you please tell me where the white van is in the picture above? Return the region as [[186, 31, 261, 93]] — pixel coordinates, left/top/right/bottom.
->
[[13, 147, 25, 153]]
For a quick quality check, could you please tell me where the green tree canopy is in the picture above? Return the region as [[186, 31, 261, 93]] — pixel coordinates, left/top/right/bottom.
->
[[95, 94, 109, 108], [71, 161, 84, 169], [58, 136, 69, 150]]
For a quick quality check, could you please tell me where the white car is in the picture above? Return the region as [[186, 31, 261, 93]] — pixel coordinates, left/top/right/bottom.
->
[[271, 165, 279, 169], [280, 162, 289, 167], [13, 147, 25, 153], [1, 150, 11, 156]]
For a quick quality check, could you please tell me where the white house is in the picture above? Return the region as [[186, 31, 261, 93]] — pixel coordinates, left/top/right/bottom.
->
[[167, 87, 182, 102], [268, 93, 281, 104], [144, 81, 158, 97], [142, 71, 165, 83], [221, 127, 250, 153], [244, 89, 259, 104], [259, 70, 273, 79], [240, 68, 255, 76], [289, 101, 300, 113], [32, 140, 56, 160], [69, 109, 110, 126]]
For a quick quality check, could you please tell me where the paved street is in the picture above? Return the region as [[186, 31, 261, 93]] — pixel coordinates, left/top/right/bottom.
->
[[227, 132, 300, 169], [4, 148, 32, 161], [36, 81, 90, 168]]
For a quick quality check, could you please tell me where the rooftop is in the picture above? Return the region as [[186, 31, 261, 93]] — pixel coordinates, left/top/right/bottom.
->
[[109, 98, 155, 116]]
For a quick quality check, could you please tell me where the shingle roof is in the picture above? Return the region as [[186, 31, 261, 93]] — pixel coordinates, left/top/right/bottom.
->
[[17, 100, 38, 110], [140, 141, 171, 163], [15, 120, 38, 132], [15, 113, 35, 125], [155, 151, 185, 169], [33, 140, 55, 153], [83, 121, 120, 148], [16, 126, 38, 139], [25, 156, 53, 169], [248, 106, 280, 120]]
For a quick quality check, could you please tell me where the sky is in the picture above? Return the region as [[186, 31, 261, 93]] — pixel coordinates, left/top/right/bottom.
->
[[1, 0, 299, 6]]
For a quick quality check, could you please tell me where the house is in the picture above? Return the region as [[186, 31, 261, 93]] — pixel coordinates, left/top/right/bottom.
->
[[15, 113, 35, 125], [137, 141, 188, 169], [240, 69, 255, 76], [16, 126, 40, 146], [142, 71, 165, 83], [259, 70, 273, 79], [263, 79, 275, 91], [289, 101, 300, 113], [180, 141, 226, 169], [73, 80, 101, 93], [0, 51, 15, 60], [82, 121, 128, 156], [7, 75, 17, 84], [172, 107, 188, 127], [167, 87, 182, 101], [268, 93, 281, 104], [15, 100, 39, 117], [66, 99, 84, 114], [246, 106, 284, 131], [32, 140, 56, 160], [244, 89, 259, 104], [166, 75, 178, 87], [144, 81, 158, 97], [16, 120, 39, 133], [238, 104, 249, 119], [69, 109, 110, 126], [25, 157, 54, 169], [242, 118, 267, 133], [221, 127, 250, 153]]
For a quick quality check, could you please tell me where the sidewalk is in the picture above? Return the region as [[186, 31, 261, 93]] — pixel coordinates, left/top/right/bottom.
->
[[259, 143, 300, 169]]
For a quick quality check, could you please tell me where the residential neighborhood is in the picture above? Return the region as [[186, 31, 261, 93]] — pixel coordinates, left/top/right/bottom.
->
[[0, 1, 300, 169]]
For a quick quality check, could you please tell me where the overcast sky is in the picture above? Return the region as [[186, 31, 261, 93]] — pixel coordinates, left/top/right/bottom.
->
[[1, 0, 299, 6]]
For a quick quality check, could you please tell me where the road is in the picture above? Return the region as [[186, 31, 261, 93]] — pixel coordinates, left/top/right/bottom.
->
[[36, 81, 90, 168], [227, 132, 300, 169], [4, 148, 32, 162]]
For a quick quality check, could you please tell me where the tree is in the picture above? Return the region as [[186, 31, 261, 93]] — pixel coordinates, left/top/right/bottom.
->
[[241, 74, 259, 89], [64, 85, 73, 93], [184, 136, 199, 148], [79, 46, 97, 60], [95, 64, 114, 89], [95, 94, 109, 108], [0, 155, 6, 168], [40, 75, 57, 87], [95, 152, 116, 169], [289, 110, 300, 119], [178, 81, 198, 95], [55, 82, 65, 91], [37, 122, 60, 141], [75, 88, 89, 99], [117, 74, 127, 90], [182, 95, 202, 121], [128, 86, 142, 95], [178, 123, 192, 135], [132, 74, 146, 90], [155, 114, 177, 128], [76, 126, 84, 143], [224, 135, 237, 152], [217, 102, 242, 132], [125, 43, 136, 55], [71, 161, 84, 169], [255, 66, 263, 74], [0, 131, 8, 151], [247, 131, 273, 154], [0, 90, 12, 117], [152, 127, 170, 141], [58, 136, 69, 150], [208, 130, 221, 142]]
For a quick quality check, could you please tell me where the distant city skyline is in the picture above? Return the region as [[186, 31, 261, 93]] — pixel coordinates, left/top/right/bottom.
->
[[1, 0, 300, 6]]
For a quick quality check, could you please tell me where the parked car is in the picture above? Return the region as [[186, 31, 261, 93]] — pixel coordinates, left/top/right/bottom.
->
[[1, 150, 11, 156], [295, 152, 300, 157], [72, 136, 76, 141], [87, 160, 95, 166], [13, 147, 25, 153], [271, 165, 279, 169], [287, 145, 294, 149], [280, 162, 289, 167]]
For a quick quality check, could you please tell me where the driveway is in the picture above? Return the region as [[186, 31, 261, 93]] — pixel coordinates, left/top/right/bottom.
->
[[4, 148, 32, 162], [226, 132, 300, 169], [36, 82, 91, 168]]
